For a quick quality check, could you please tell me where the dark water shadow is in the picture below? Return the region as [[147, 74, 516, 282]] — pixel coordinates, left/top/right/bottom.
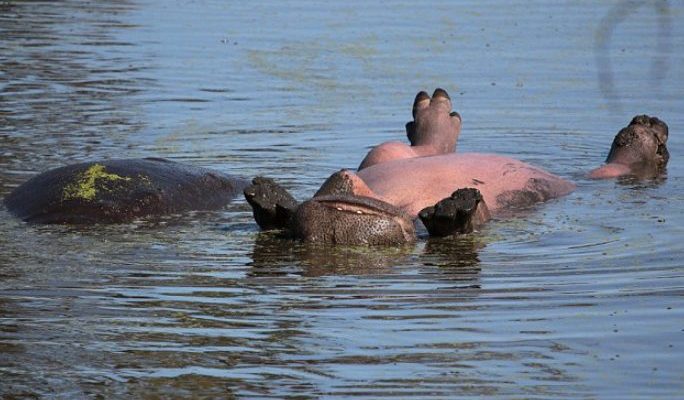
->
[[247, 232, 416, 277], [416, 235, 484, 293], [247, 227, 487, 283], [422, 235, 483, 267], [615, 170, 668, 187]]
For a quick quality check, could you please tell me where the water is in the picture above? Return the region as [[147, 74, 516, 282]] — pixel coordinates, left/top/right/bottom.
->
[[1, 1, 683, 398]]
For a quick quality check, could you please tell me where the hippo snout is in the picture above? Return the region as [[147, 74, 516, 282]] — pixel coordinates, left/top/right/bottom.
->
[[292, 195, 416, 245]]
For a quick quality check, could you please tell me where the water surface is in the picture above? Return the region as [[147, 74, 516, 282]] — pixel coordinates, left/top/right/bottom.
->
[[1, 1, 683, 398]]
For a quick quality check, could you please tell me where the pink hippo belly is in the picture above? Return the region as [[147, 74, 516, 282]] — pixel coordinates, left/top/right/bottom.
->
[[356, 153, 575, 217]]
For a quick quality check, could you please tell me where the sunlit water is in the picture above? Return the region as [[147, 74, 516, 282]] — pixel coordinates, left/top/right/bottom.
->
[[1, 1, 683, 398]]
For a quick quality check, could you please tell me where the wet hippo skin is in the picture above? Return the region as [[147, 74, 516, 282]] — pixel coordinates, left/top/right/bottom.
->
[[356, 153, 575, 217], [4, 158, 248, 224]]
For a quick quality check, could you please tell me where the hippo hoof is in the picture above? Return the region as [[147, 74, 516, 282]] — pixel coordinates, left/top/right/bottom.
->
[[418, 188, 491, 237], [244, 177, 298, 230]]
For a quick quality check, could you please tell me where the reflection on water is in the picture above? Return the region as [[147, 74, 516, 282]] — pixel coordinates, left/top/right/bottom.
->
[[595, 0, 673, 112], [249, 233, 416, 277], [1, 0, 683, 398]]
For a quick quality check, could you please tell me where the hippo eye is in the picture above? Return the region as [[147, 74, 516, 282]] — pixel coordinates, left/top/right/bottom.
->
[[450, 111, 461, 120]]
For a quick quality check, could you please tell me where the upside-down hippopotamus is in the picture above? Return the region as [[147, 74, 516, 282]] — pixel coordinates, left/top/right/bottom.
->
[[245, 89, 669, 245], [4, 158, 247, 223]]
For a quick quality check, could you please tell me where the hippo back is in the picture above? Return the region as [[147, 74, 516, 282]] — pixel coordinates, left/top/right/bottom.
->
[[4, 158, 248, 224]]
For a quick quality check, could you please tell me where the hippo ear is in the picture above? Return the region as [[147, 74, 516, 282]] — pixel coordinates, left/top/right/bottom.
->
[[405, 121, 417, 145], [412, 91, 430, 118]]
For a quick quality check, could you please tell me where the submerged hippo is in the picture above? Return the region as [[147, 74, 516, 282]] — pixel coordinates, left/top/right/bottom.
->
[[245, 89, 669, 245], [4, 158, 247, 223]]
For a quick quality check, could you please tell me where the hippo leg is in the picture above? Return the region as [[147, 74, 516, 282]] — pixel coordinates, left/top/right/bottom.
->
[[358, 88, 462, 170], [418, 188, 491, 237], [243, 177, 298, 230]]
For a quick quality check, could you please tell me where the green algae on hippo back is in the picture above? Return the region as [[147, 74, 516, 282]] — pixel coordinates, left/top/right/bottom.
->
[[3, 158, 248, 224], [61, 164, 135, 202]]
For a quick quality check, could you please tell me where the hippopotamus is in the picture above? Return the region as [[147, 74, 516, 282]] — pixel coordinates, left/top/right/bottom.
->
[[4, 158, 248, 224], [245, 89, 669, 245]]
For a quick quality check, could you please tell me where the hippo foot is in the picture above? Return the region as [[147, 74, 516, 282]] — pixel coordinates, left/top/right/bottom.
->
[[243, 177, 298, 230], [418, 188, 491, 237], [616, 115, 669, 169], [589, 115, 669, 179]]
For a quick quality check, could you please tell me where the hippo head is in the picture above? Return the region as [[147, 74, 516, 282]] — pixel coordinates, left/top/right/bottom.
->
[[405, 88, 462, 154], [244, 176, 416, 245], [292, 195, 416, 245], [606, 115, 669, 176]]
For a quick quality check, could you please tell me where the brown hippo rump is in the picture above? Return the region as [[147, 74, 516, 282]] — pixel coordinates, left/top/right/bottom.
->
[[4, 158, 248, 224], [245, 89, 669, 245]]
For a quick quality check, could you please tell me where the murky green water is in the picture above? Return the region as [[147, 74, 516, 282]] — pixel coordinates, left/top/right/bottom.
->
[[1, 1, 683, 398]]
